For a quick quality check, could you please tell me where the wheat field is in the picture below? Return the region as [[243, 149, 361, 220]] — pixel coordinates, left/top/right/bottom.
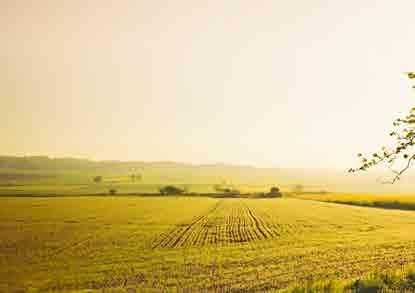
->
[[3, 196, 415, 291]]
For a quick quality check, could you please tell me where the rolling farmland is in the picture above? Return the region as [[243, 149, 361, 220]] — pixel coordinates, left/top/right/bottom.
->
[[3, 0, 415, 291], [3, 196, 415, 291]]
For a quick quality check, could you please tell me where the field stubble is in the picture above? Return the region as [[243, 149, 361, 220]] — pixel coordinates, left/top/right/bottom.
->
[[2, 197, 415, 291]]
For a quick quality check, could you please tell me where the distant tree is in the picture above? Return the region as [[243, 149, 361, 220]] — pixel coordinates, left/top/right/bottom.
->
[[131, 174, 142, 182], [213, 184, 226, 192], [292, 184, 304, 195], [350, 73, 415, 183], [213, 184, 240, 195], [93, 176, 102, 184], [223, 188, 240, 196], [268, 186, 282, 197], [109, 188, 117, 195], [159, 185, 185, 195]]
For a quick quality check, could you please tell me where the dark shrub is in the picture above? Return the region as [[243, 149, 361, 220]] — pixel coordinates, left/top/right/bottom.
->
[[159, 185, 185, 195], [93, 176, 103, 183], [109, 189, 117, 195], [213, 184, 240, 196], [226, 189, 240, 196], [268, 187, 282, 198]]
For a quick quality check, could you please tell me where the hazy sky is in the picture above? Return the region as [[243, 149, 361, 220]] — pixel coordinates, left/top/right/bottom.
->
[[1, 0, 415, 168]]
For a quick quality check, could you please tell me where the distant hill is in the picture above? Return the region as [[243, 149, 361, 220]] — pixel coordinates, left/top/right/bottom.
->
[[1, 155, 415, 193]]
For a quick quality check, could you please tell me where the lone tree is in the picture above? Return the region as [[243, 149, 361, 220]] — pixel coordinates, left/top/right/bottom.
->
[[268, 186, 282, 197], [159, 185, 185, 195], [131, 174, 142, 182], [93, 176, 103, 184], [350, 72, 415, 183], [213, 184, 239, 195]]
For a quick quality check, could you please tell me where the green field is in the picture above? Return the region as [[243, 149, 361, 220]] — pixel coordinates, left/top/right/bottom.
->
[[0, 160, 294, 196], [0, 167, 302, 197], [298, 193, 415, 211], [3, 196, 415, 292], [4, 156, 415, 197]]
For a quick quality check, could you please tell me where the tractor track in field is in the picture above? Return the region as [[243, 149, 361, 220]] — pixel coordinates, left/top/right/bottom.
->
[[151, 201, 222, 249], [152, 200, 285, 248], [244, 204, 271, 239]]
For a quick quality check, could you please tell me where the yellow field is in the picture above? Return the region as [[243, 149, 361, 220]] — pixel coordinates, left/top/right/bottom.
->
[[3, 196, 415, 291]]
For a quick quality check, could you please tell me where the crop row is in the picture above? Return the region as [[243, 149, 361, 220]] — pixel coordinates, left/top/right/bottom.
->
[[152, 200, 287, 248]]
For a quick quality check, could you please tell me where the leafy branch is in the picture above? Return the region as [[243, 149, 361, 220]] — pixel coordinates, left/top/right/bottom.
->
[[349, 72, 415, 183]]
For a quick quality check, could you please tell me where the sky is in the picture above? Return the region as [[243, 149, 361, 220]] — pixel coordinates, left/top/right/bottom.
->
[[1, 0, 415, 168]]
